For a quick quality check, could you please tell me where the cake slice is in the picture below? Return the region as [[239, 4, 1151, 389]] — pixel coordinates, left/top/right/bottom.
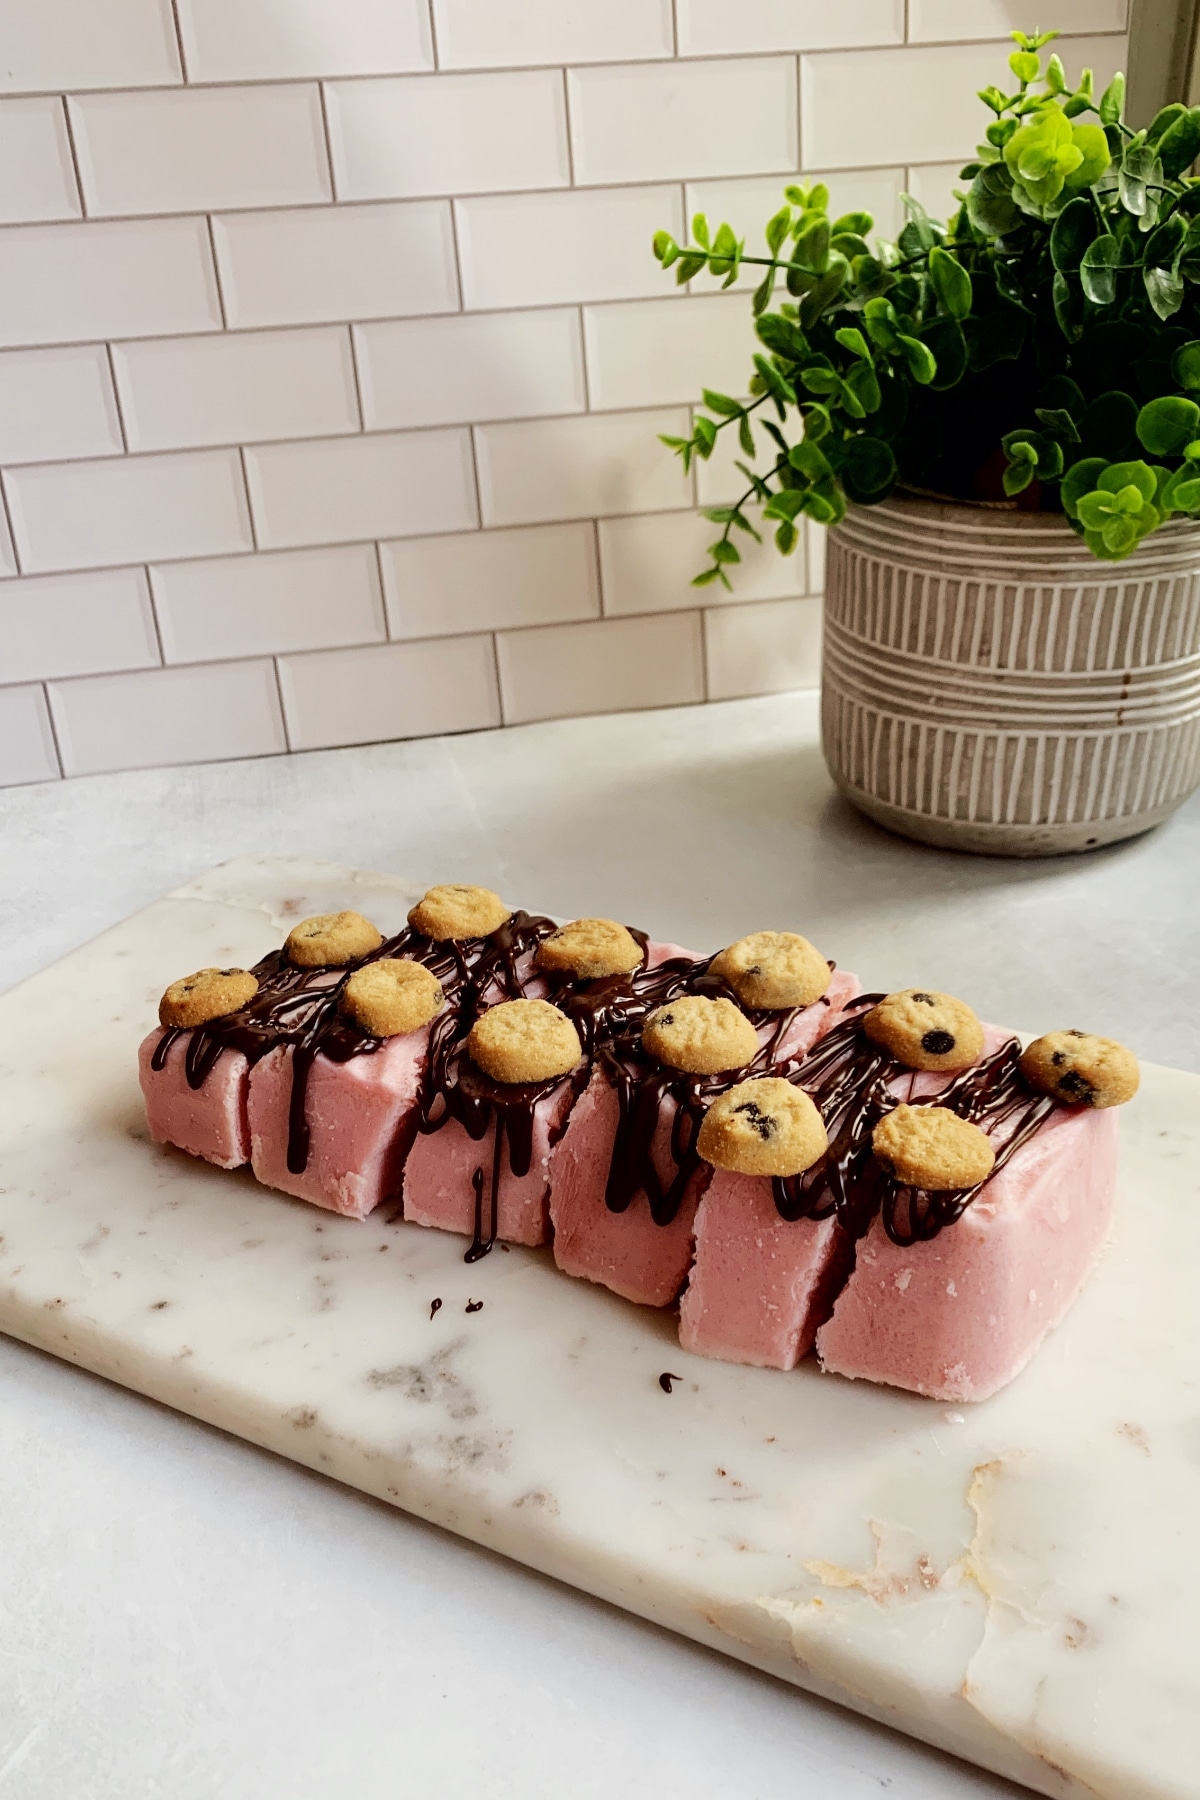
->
[[815, 1029, 1138, 1402], [139, 1027, 251, 1170], [550, 933, 861, 1308]]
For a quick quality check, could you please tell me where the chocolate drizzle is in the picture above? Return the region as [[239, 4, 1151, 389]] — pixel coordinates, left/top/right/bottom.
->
[[771, 1010, 1061, 1247]]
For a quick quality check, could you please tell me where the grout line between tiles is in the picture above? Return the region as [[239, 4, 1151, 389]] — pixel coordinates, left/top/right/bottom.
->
[[561, 67, 578, 187], [670, 0, 681, 58], [466, 424, 484, 531], [372, 540, 394, 639], [589, 516, 607, 618], [40, 680, 67, 777], [425, 0, 442, 73], [0, 471, 23, 576], [488, 630, 507, 724], [316, 81, 339, 201], [446, 197, 467, 313], [142, 563, 169, 666], [167, 0, 190, 82], [271, 654, 293, 749], [204, 214, 230, 326], [237, 446, 259, 549], [59, 96, 89, 219], [698, 602, 711, 702], [103, 343, 131, 452], [345, 324, 368, 431]]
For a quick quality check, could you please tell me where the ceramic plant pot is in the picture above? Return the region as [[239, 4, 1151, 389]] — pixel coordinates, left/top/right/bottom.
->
[[820, 493, 1200, 856]]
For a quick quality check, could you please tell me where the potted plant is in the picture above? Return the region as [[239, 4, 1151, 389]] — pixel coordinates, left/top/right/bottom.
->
[[655, 30, 1200, 855]]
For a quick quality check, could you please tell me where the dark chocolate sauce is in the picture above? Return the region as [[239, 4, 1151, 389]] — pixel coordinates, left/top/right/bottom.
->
[[659, 1371, 683, 1393]]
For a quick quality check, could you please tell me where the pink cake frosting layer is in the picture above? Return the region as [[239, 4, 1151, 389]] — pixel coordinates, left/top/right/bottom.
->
[[816, 1102, 1119, 1403], [679, 1174, 848, 1369], [548, 963, 863, 1310], [401, 1078, 576, 1248], [138, 1028, 250, 1170], [247, 1030, 428, 1221]]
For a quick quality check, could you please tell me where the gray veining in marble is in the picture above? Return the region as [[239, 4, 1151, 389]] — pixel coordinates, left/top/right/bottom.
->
[[0, 852, 1196, 1800]]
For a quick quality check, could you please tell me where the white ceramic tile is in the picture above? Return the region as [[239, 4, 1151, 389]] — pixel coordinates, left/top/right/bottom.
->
[[0, 98, 80, 224], [151, 544, 385, 663], [686, 169, 906, 289], [0, 568, 159, 682], [48, 657, 286, 775], [906, 162, 969, 230], [704, 593, 822, 699], [457, 185, 684, 314], [476, 408, 692, 528], [69, 86, 332, 219], [808, 520, 826, 595], [432, 0, 673, 69], [0, 218, 221, 350], [381, 521, 600, 638], [5, 448, 253, 574], [568, 60, 798, 188], [244, 429, 477, 550], [212, 201, 458, 331], [355, 310, 584, 432], [0, 0, 181, 96], [0, 682, 60, 784], [496, 610, 704, 724], [177, 0, 433, 81], [325, 72, 569, 203], [677, 0, 903, 54], [598, 510, 808, 616], [583, 295, 755, 413], [278, 634, 500, 750], [112, 328, 359, 453], [801, 36, 1126, 169], [909, 1, 1127, 41], [0, 346, 124, 463]]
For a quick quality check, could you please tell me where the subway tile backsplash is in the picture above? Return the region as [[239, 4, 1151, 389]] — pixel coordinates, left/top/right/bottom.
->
[[0, 0, 1127, 784]]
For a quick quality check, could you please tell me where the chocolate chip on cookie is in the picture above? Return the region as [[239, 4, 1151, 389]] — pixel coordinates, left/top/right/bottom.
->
[[286, 911, 384, 969], [408, 883, 511, 941], [872, 1104, 995, 1191], [467, 998, 582, 1085], [159, 967, 258, 1030], [710, 929, 831, 1010], [340, 959, 444, 1039], [865, 989, 985, 1072], [697, 1077, 828, 1178], [1019, 1030, 1139, 1109], [535, 917, 643, 981], [642, 995, 759, 1076]]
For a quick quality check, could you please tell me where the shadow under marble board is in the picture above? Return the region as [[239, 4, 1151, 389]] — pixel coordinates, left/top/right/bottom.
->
[[0, 857, 1195, 1800]]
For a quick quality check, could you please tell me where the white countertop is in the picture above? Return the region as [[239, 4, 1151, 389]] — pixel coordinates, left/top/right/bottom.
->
[[1, 692, 1196, 1800]]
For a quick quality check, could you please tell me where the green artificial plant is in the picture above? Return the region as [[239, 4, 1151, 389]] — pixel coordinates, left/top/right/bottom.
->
[[654, 29, 1200, 586]]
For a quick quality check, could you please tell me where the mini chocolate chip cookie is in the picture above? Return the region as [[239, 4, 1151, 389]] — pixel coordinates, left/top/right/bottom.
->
[[159, 967, 258, 1030], [535, 917, 642, 980], [339, 959, 444, 1039], [697, 1077, 828, 1178], [710, 930, 831, 1010], [467, 998, 582, 1085], [865, 989, 985, 1072], [1019, 1030, 1140, 1109], [408, 883, 510, 941], [642, 995, 759, 1076], [285, 910, 384, 969], [872, 1104, 996, 1191]]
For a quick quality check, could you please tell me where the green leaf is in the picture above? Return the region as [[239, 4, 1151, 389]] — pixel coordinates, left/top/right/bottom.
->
[[1119, 144, 1161, 215], [1035, 406, 1081, 442], [928, 245, 973, 319], [1098, 73, 1125, 126], [834, 326, 872, 361], [1063, 123, 1111, 191], [652, 230, 679, 267], [831, 210, 874, 237], [1003, 456, 1036, 495], [729, 509, 762, 541], [755, 311, 808, 361], [1098, 459, 1158, 502], [1078, 390, 1140, 461], [967, 165, 1020, 235], [794, 216, 830, 273], [1171, 340, 1200, 391], [711, 539, 741, 565], [788, 439, 833, 481], [1050, 195, 1096, 271], [1045, 53, 1066, 94], [752, 268, 776, 316], [691, 566, 723, 587], [1137, 395, 1200, 455], [701, 389, 742, 418], [738, 413, 756, 458], [764, 488, 807, 522], [774, 520, 799, 555], [1162, 469, 1200, 512], [1053, 270, 1081, 340], [693, 415, 717, 457], [1144, 264, 1185, 321], [920, 316, 967, 390], [691, 213, 711, 249], [1009, 49, 1040, 83], [863, 296, 901, 352], [1146, 103, 1187, 147], [840, 434, 897, 502], [676, 252, 707, 283], [978, 85, 1008, 115], [898, 334, 937, 384], [1079, 233, 1120, 304], [899, 191, 937, 250], [1061, 456, 1108, 519], [1156, 106, 1200, 178], [844, 358, 882, 413], [765, 206, 791, 256]]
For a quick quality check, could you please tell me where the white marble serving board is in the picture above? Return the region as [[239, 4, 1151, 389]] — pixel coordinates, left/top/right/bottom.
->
[[1, 857, 1196, 1800]]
